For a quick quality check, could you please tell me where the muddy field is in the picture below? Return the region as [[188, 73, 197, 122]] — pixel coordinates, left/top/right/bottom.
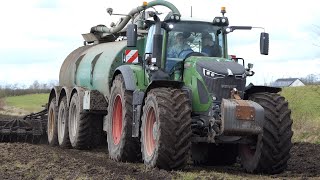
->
[[1, 115, 320, 179]]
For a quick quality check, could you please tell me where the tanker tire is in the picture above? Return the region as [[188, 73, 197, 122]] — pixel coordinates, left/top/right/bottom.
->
[[57, 96, 71, 148], [47, 97, 58, 146], [141, 88, 192, 170], [107, 74, 141, 162], [239, 92, 293, 174], [68, 92, 101, 149]]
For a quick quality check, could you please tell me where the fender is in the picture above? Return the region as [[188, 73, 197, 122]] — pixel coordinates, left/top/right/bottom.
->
[[114, 65, 137, 91], [244, 83, 281, 99], [131, 80, 184, 137], [49, 86, 62, 106], [70, 86, 107, 114], [59, 87, 73, 107], [145, 80, 184, 93]]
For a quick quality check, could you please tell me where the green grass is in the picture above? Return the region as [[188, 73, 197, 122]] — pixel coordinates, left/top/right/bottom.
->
[[281, 85, 320, 143], [5, 93, 49, 113]]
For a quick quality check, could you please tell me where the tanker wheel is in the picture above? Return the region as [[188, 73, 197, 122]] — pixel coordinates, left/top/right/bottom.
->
[[141, 88, 192, 170], [47, 97, 58, 146], [192, 143, 238, 166], [57, 96, 71, 148], [107, 74, 141, 162], [68, 92, 101, 149], [239, 92, 293, 174]]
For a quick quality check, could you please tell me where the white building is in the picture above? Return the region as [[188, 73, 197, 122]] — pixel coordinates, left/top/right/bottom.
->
[[272, 78, 305, 87]]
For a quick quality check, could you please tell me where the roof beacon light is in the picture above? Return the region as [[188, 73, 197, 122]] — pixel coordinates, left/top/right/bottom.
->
[[143, 2, 148, 7], [221, 7, 226, 16]]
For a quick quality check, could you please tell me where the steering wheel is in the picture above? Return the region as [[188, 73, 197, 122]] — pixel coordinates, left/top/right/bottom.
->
[[178, 49, 193, 58], [178, 49, 204, 59]]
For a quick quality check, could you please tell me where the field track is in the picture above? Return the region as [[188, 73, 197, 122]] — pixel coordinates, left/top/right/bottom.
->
[[1, 115, 319, 179]]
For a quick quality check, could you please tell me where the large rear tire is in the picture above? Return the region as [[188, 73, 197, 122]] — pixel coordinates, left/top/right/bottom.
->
[[68, 92, 101, 149], [141, 88, 192, 170], [58, 96, 71, 148], [107, 74, 141, 162], [47, 97, 58, 146], [239, 92, 293, 174]]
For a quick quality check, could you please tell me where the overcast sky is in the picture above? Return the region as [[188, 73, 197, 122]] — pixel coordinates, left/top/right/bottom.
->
[[0, 0, 319, 86]]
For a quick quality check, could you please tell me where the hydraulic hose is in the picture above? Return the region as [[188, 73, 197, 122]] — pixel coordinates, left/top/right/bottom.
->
[[91, 0, 181, 34]]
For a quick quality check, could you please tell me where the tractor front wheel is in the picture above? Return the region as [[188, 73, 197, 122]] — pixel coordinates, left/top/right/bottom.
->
[[239, 92, 293, 174], [141, 88, 192, 170]]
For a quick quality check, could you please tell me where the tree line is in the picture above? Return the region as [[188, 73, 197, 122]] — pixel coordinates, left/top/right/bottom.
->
[[300, 74, 320, 85], [0, 80, 58, 98]]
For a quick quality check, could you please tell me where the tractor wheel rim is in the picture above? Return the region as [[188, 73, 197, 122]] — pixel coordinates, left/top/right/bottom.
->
[[145, 107, 156, 156], [112, 95, 122, 145]]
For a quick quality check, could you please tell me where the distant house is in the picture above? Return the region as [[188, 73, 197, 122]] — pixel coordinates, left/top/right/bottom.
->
[[272, 78, 305, 87]]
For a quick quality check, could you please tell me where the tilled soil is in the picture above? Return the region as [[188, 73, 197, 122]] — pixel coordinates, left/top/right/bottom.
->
[[1, 115, 320, 179]]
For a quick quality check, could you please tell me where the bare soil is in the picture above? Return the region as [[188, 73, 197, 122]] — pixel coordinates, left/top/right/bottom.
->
[[1, 115, 320, 179]]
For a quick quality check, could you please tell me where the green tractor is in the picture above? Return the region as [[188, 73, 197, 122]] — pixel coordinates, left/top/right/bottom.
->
[[43, 0, 292, 174]]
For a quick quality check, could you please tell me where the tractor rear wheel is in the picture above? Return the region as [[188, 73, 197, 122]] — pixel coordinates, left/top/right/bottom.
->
[[68, 92, 101, 149], [47, 97, 58, 146], [107, 74, 141, 162], [58, 96, 71, 148], [141, 88, 192, 170], [239, 92, 293, 174]]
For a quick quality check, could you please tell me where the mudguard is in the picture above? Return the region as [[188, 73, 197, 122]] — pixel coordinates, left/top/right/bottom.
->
[[59, 87, 73, 107], [114, 65, 137, 91], [49, 86, 62, 106], [244, 83, 281, 99]]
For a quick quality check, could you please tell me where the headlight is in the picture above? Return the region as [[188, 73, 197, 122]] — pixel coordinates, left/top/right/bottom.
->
[[203, 68, 225, 78]]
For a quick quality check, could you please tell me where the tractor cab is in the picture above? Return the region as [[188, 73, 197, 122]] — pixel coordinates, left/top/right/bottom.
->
[[145, 20, 227, 72], [127, 6, 269, 79]]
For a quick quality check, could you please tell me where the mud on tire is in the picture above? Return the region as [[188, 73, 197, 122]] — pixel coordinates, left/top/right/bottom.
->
[[239, 92, 293, 174], [141, 88, 192, 170], [47, 97, 58, 146], [107, 74, 141, 162], [68, 92, 103, 149]]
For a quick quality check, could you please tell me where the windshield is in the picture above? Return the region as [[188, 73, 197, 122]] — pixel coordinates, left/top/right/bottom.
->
[[167, 22, 224, 59]]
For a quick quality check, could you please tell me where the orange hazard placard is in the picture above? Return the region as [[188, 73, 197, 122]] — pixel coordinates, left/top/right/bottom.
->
[[125, 50, 138, 63]]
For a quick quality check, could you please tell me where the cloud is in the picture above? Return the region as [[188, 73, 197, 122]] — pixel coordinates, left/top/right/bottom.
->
[[36, 0, 59, 8], [0, 62, 60, 86]]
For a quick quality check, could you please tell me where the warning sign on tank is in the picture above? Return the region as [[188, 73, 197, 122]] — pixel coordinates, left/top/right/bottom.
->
[[125, 50, 138, 63]]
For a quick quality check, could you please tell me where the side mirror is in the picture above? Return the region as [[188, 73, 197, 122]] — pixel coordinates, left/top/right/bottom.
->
[[127, 24, 137, 47], [106, 8, 113, 15], [152, 34, 163, 68], [260, 32, 269, 55]]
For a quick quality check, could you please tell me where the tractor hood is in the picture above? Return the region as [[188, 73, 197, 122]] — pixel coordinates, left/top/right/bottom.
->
[[191, 57, 246, 77]]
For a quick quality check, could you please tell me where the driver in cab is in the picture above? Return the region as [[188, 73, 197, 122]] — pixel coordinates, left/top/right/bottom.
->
[[167, 33, 192, 58]]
